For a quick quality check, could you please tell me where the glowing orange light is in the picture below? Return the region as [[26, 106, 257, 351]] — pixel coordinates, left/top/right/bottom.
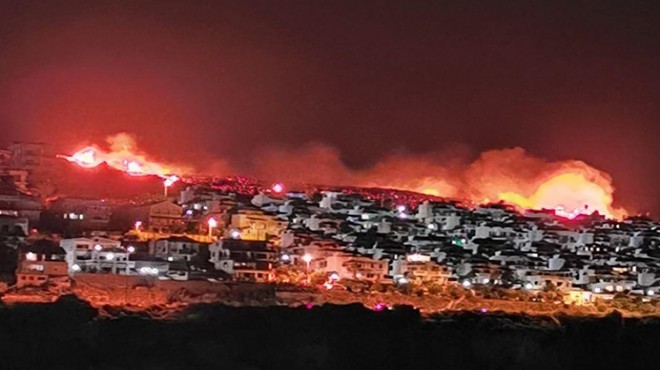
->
[[498, 172, 623, 219], [59, 133, 189, 180], [421, 188, 440, 196]]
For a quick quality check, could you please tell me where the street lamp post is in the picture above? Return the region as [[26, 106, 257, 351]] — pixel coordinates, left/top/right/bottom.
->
[[163, 176, 178, 197], [302, 253, 312, 283], [207, 217, 218, 238], [125, 246, 135, 304]]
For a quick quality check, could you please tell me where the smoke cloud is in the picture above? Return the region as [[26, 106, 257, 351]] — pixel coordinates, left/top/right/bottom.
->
[[248, 144, 626, 218], [63, 133, 627, 218]]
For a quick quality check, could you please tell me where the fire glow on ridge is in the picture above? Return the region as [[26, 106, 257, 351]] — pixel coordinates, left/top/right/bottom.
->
[[58, 133, 185, 186], [59, 134, 626, 219]]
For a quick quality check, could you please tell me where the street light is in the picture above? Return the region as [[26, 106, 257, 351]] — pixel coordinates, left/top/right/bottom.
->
[[163, 176, 178, 197], [208, 217, 218, 238], [271, 183, 285, 194], [302, 253, 313, 284], [302, 253, 313, 273], [134, 221, 142, 232]]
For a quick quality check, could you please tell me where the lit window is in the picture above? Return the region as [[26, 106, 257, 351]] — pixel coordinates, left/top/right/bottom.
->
[[27, 264, 44, 271]]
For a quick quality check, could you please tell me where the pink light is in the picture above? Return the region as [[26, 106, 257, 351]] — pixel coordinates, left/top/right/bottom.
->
[[374, 303, 386, 312], [271, 183, 285, 193]]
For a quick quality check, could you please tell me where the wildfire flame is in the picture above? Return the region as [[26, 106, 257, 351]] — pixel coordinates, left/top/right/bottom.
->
[[64, 146, 101, 168], [497, 172, 621, 219], [375, 169, 623, 219], [60, 135, 628, 219], [58, 133, 186, 187], [371, 154, 626, 219]]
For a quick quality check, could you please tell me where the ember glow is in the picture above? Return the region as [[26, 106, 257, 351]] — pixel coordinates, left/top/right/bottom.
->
[[59, 133, 188, 180], [498, 172, 621, 219]]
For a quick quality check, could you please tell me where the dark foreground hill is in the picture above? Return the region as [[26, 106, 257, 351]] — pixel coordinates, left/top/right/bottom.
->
[[0, 295, 658, 370]]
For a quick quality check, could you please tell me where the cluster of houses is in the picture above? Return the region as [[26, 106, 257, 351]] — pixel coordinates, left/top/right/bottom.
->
[[4, 180, 659, 305], [1, 142, 660, 305]]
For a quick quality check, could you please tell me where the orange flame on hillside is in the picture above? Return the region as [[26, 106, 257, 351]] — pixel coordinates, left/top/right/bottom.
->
[[410, 161, 625, 219], [252, 145, 627, 219], [59, 133, 187, 186], [497, 172, 619, 219], [60, 135, 627, 219]]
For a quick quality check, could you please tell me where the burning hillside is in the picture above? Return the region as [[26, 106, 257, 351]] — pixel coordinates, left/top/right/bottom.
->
[[59, 133, 186, 178], [58, 133, 627, 219]]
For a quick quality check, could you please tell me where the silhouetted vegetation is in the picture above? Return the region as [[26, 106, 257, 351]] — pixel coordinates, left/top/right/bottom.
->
[[0, 296, 659, 369]]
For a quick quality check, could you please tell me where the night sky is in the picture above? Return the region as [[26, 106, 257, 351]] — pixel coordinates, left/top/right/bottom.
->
[[0, 0, 658, 214]]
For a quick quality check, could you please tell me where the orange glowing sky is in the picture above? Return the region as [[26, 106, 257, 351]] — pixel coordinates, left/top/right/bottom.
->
[[1, 1, 657, 215]]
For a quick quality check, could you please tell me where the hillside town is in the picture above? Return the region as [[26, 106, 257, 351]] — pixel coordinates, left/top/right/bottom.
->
[[1, 142, 660, 314]]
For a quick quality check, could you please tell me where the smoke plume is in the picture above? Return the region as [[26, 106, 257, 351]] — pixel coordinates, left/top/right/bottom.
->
[[63, 134, 627, 218]]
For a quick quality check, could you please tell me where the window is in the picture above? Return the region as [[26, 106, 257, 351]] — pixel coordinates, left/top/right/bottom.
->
[[27, 264, 44, 272]]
